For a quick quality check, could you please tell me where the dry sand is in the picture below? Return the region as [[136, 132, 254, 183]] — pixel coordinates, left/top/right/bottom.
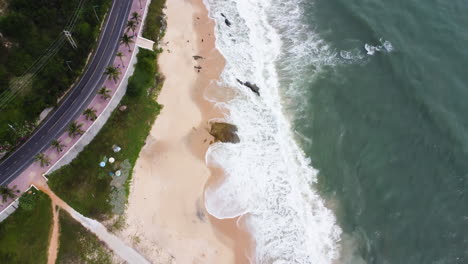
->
[[121, 0, 252, 263]]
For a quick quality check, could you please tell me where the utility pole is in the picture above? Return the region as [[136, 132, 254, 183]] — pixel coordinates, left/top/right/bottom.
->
[[65, 61, 73, 72], [139, 0, 142, 9], [63, 30, 78, 49], [93, 5, 100, 22]]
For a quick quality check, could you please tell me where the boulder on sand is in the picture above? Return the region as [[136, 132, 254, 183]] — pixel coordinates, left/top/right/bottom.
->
[[209, 122, 240, 143]]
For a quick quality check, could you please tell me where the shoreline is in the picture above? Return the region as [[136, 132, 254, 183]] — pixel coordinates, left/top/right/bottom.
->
[[191, 1, 255, 262], [121, 0, 251, 262]]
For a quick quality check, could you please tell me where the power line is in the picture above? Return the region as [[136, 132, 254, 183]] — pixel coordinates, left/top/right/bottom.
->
[[63, 30, 78, 49], [0, 37, 66, 108], [0, 36, 66, 107], [7, 0, 85, 89], [0, 0, 87, 110]]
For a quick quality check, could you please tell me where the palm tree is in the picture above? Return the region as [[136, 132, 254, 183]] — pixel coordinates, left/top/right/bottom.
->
[[116, 51, 124, 66], [104, 66, 121, 83], [51, 139, 65, 153], [83, 107, 97, 121], [126, 20, 137, 34], [34, 153, 51, 167], [120, 33, 134, 51], [131, 11, 141, 24], [98, 86, 111, 100], [0, 185, 18, 203], [68, 121, 84, 138]]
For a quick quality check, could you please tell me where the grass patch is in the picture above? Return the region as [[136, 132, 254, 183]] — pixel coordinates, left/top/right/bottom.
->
[[48, 49, 162, 220], [57, 210, 113, 264], [142, 0, 167, 42], [0, 190, 51, 263]]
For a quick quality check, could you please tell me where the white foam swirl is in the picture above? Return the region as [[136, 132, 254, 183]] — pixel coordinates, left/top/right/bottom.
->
[[203, 0, 342, 263], [365, 38, 393, 55]]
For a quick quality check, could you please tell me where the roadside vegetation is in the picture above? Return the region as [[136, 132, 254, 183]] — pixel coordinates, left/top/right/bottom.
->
[[57, 211, 114, 264], [0, 0, 111, 155], [0, 189, 51, 263], [48, 48, 163, 220], [0, 0, 166, 261]]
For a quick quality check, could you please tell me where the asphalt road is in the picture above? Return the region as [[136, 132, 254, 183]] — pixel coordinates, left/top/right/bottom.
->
[[0, 0, 132, 184]]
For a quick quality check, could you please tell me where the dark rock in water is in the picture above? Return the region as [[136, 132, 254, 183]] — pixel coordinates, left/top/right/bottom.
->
[[193, 55, 204, 60], [244, 82, 260, 95], [221, 13, 231, 27], [236, 79, 260, 96], [209, 122, 240, 143]]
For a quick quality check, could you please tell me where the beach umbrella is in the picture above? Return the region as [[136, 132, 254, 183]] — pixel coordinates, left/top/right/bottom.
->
[[112, 145, 121, 153]]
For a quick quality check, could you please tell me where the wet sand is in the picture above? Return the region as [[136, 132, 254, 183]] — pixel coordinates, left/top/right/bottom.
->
[[192, 0, 254, 262], [120, 0, 253, 262]]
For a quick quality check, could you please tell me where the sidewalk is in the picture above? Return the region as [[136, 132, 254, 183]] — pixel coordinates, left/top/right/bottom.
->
[[0, 0, 152, 220]]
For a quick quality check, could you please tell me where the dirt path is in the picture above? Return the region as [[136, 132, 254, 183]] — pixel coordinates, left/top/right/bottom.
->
[[47, 201, 60, 264], [34, 179, 149, 264]]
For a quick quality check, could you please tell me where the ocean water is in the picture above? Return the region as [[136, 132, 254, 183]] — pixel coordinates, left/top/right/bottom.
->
[[204, 0, 468, 263]]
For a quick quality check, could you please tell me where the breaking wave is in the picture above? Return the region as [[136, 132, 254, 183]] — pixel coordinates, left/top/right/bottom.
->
[[203, 0, 342, 263]]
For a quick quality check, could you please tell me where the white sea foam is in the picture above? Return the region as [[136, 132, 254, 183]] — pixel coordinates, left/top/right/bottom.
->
[[365, 38, 393, 55], [203, 0, 342, 263]]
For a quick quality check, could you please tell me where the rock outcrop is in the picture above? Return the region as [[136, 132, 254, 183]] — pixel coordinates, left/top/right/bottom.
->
[[221, 13, 232, 27], [236, 78, 260, 96], [209, 122, 240, 143]]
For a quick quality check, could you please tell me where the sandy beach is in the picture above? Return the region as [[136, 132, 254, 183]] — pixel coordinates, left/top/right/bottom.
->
[[120, 0, 251, 263]]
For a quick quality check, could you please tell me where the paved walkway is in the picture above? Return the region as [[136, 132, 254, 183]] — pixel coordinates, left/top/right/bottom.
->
[[0, 0, 151, 219], [136, 36, 155, 50]]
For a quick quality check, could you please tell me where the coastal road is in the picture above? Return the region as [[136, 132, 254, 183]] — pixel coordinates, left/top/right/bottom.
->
[[0, 0, 132, 184]]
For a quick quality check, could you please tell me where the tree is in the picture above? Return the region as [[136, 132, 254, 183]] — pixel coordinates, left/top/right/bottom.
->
[[68, 121, 84, 138], [34, 153, 51, 167], [120, 33, 134, 51], [131, 11, 141, 24], [116, 51, 124, 66], [104, 66, 121, 83], [98, 86, 111, 100], [51, 139, 65, 153], [126, 20, 137, 34], [0, 185, 19, 203], [83, 107, 97, 121]]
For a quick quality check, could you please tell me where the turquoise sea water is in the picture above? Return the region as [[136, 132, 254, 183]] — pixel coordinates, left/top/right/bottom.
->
[[286, 0, 468, 262]]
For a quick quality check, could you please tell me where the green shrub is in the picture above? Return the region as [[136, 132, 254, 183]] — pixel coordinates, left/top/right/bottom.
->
[[142, 0, 167, 42]]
